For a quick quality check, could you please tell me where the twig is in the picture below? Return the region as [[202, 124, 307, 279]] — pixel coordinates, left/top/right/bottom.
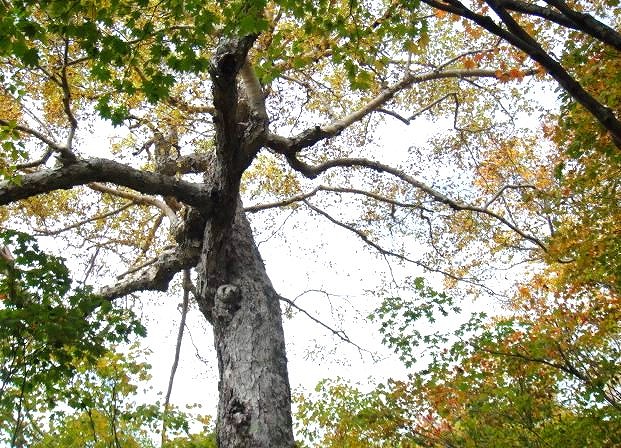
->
[[115, 245, 177, 279], [89, 182, 178, 226], [34, 202, 134, 236], [161, 269, 191, 447], [278, 294, 371, 354], [484, 183, 538, 209]]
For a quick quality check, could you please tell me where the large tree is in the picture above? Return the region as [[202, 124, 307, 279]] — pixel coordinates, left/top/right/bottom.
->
[[0, 1, 619, 446]]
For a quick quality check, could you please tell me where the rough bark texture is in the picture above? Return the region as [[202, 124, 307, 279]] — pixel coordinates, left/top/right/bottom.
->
[[196, 206, 294, 447], [190, 35, 294, 447]]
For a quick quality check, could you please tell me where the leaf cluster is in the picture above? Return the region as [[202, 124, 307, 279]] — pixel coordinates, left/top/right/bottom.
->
[[0, 230, 146, 444]]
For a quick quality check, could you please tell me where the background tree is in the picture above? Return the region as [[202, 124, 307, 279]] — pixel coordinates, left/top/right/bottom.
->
[[0, 230, 145, 446], [296, 278, 621, 447], [0, 1, 619, 447], [0, 230, 214, 447]]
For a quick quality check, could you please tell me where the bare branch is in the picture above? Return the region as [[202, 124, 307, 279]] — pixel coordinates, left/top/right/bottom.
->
[[162, 269, 191, 445], [265, 68, 534, 155], [303, 200, 491, 290], [116, 244, 177, 279], [0, 119, 63, 151], [483, 183, 538, 209], [244, 187, 321, 213], [379, 92, 459, 125], [15, 149, 54, 170], [244, 185, 431, 213], [278, 294, 371, 354], [60, 39, 78, 160], [34, 202, 134, 236], [375, 108, 411, 125], [287, 157, 547, 250], [435, 45, 501, 71], [136, 213, 165, 260], [89, 182, 178, 226]]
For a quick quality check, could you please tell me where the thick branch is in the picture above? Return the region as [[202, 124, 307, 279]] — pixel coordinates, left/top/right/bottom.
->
[[210, 35, 260, 176], [98, 248, 200, 300], [540, 0, 621, 51], [239, 58, 268, 121], [156, 153, 214, 176], [421, 0, 621, 148], [0, 158, 211, 210], [501, 0, 580, 30], [167, 96, 215, 115]]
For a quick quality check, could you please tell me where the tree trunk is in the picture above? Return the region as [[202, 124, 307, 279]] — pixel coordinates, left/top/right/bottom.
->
[[195, 204, 295, 447], [189, 34, 294, 447]]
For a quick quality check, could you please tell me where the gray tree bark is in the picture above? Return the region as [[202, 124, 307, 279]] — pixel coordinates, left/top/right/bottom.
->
[[196, 205, 294, 447], [190, 34, 295, 447]]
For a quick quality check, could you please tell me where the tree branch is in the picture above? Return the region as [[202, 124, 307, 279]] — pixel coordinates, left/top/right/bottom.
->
[[167, 95, 215, 115], [303, 200, 496, 293], [88, 182, 178, 226], [421, 0, 621, 148], [0, 119, 63, 151], [483, 183, 538, 209], [156, 153, 214, 176], [501, 0, 579, 30], [278, 293, 370, 354], [162, 269, 191, 446], [97, 248, 200, 300], [0, 158, 211, 210], [60, 39, 78, 161], [33, 202, 134, 236], [266, 67, 518, 155], [540, 0, 621, 51], [292, 158, 546, 250], [244, 185, 431, 213], [210, 35, 259, 175], [239, 58, 268, 122]]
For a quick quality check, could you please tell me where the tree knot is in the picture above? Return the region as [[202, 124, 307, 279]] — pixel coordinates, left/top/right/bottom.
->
[[213, 284, 241, 323], [228, 398, 250, 428]]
